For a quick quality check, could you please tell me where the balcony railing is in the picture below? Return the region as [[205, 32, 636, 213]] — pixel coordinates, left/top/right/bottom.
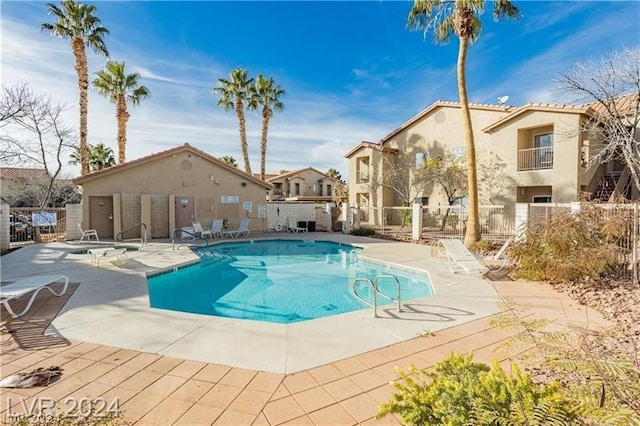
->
[[518, 146, 554, 171]]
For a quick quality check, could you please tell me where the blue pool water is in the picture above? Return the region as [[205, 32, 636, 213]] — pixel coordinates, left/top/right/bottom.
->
[[147, 240, 433, 324]]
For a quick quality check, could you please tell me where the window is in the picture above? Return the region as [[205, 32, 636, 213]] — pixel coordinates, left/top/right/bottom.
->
[[294, 183, 300, 196], [451, 145, 466, 159], [326, 185, 332, 196], [415, 152, 429, 168], [417, 196, 429, 206], [534, 133, 553, 148], [532, 195, 552, 203], [534, 133, 554, 168]]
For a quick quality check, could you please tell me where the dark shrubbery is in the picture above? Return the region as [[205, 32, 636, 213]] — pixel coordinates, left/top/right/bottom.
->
[[351, 226, 376, 236]]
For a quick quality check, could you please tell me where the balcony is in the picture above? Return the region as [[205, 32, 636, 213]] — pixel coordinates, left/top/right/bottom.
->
[[518, 146, 554, 171], [356, 170, 369, 183]]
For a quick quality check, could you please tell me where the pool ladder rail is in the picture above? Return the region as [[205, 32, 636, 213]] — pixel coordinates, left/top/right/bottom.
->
[[351, 274, 402, 318]]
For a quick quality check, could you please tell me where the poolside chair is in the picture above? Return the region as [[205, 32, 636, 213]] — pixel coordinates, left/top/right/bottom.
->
[[287, 217, 307, 233], [0, 275, 69, 318], [192, 221, 212, 239], [221, 218, 250, 239], [438, 238, 489, 275], [77, 223, 99, 242], [210, 219, 224, 239], [87, 247, 128, 267]]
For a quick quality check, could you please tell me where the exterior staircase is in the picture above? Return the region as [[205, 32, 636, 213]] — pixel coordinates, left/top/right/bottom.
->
[[595, 169, 632, 202]]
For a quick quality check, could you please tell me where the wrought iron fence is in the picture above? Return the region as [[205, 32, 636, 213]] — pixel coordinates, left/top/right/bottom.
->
[[9, 207, 67, 248], [359, 205, 514, 241]]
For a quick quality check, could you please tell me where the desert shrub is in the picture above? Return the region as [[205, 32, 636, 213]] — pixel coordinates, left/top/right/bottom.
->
[[376, 352, 579, 425], [351, 226, 376, 236], [509, 205, 621, 282], [490, 302, 640, 425], [469, 239, 499, 257]]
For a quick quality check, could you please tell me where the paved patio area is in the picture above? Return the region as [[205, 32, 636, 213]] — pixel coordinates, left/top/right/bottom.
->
[[0, 234, 609, 425]]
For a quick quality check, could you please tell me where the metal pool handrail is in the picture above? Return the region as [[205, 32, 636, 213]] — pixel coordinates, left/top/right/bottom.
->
[[352, 277, 378, 318], [352, 274, 403, 317], [171, 227, 208, 250]]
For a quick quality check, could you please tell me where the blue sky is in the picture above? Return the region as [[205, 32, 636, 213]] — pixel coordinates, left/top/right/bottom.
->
[[2, 1, 639, 178]]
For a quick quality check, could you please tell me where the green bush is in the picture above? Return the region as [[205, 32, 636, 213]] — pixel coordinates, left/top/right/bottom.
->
[[376, 352, 579, 425], [351, 226, 376, 236]]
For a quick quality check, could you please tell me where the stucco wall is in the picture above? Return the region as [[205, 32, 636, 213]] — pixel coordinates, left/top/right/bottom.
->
[[78, 149, 270, 237], [347, 104, 587, 223]]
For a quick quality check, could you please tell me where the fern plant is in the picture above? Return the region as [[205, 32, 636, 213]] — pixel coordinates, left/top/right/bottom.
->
[[489, 301, 640, 425], [376, 352, 579, 425]]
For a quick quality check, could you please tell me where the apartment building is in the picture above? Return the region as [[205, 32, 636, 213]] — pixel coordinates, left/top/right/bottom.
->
[[265, 167, 340, 202], [345, 97, 636, 226]]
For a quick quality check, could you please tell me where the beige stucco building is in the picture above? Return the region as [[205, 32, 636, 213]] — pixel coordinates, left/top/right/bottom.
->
[[73, 144, 272, 239], [265, 167, 340, 202], [346, 99, 635, 226]]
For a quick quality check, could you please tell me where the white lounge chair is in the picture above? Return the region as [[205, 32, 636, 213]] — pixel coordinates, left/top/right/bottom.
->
[[192, 221, 212, 239], [287, 217, 307, 233], [221, 218, 250, 239], [77, 223, 99, 242], [210, 219, 224, 239], [438, 238, 489, 275], [87, 247, 128, 267], [1, 275, 69, 318]]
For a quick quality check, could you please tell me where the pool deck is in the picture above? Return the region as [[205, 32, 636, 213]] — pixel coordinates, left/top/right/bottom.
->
[[0, 233, 609, 425]]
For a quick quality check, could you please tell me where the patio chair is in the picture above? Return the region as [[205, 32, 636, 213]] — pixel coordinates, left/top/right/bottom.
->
[[192, 221, 212, 239], [287, 217, 307, 233], [77, 223, 99, 242], [438, 238, 489, 275], [87, 247, 128, 267], [221, 218, 250, 239], [210, 219, 224, 239], [0, 275, 69, 318]]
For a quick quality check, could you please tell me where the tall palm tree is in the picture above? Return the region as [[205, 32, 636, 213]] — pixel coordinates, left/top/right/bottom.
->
[[248, 75, 285, 180], [213, 68, 254, 174], [69, 143, 115, 171], [42, 0, 109, 176], [408, 0, 519, 247], [221, 155, 239, 167], [92, 61, 150, 164]]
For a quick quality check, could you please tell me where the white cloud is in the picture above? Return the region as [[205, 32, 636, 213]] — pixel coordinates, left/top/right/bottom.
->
[[1, 15, 389, 179]]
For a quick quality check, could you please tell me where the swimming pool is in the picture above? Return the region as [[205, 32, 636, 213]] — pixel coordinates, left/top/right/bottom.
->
[[148, 240, 433, 324]]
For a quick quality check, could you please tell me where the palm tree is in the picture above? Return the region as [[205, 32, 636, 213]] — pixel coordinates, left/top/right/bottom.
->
[[248, 75, 285, 180], [407, 0, 519, 247], [69, 143, 115, 171], [213, 68, 254, 174], [93, 61, 150, 164], [42, 0, 109, 176], [326, 168, 343, 182], [90, 143, 116, 170], [221, 155, 238, 168]]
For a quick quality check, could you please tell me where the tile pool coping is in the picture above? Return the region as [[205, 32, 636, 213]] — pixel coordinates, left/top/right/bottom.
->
[[1, 233, 501, 374]]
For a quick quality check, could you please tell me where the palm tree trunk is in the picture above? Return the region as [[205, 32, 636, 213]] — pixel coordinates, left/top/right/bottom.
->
[[457, 36, 481, 247], [116, 94, 129, 164], [260, 107, 271, 180], [236, 99, 251, 174], [72, 38, 90, 176]]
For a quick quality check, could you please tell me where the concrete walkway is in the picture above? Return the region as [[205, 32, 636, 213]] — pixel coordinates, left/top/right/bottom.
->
[[0, 234, 608, 425]]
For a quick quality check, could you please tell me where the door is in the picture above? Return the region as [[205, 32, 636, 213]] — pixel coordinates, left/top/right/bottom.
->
[[175, 197, 195, 228], [89, 196, 114, 238]]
